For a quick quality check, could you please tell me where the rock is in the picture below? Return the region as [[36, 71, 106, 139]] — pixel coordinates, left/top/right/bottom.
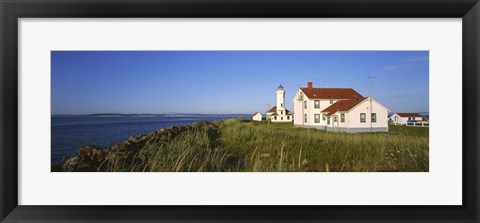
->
[[56, 121, 222, 172], [62, 145, 105, 172], [78, 145, 104, 161]]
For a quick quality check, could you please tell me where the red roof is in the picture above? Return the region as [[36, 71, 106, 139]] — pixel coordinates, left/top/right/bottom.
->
[[396, 113, 422, 118], [300, 88, 363, 100], [253, 112, 261, 116], [267, 106, 291, 116], [321, 98, 366, 116], [267, 106, 277, 113]]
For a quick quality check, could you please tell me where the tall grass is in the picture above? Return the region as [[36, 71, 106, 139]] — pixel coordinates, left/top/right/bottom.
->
[[99, 119, 429, 172]]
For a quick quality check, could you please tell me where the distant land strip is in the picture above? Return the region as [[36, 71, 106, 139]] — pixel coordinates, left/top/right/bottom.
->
[[52, 113, 251, 117]]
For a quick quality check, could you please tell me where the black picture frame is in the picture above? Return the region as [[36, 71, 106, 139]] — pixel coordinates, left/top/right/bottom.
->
[[1, 0, 479, 222]]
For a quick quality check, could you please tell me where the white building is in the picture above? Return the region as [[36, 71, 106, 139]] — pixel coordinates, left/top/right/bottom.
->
[[266, 85, 293, 123], [252, 112, 262, 121], [390, 113, 423, 125], [292, 82, 390, 132]]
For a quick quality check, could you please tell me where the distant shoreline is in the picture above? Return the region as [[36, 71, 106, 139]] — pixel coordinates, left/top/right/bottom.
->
[[52, 114, 251, 117]]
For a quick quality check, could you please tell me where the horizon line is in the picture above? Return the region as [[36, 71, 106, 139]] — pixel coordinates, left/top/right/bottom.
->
[[52, 111, 430, 116]]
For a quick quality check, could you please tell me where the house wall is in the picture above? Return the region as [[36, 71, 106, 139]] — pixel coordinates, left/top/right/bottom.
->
[[271, 114, 292, 122], [391, 114, 422, 125], [330, 112, 348, 128], [292, 90, 305, 125], [266, 112, 273, 121], [304, 99, 314, 125], [309, 104, 388, 132], [292, 91, 342, 127], [344, 99, 389, 130], [312, 99, 336, 126], [390, 114, 399, 124], [293, 99, 303, 125], [390, 114, 406, 125], [253, 114, 262, 121]]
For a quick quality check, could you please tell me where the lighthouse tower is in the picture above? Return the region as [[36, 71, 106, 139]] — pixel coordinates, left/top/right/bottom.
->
[[266, 84, 292, 123], [276, 84, 286, 115]]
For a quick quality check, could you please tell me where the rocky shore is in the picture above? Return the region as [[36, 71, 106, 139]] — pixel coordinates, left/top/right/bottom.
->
[[52, 121, 219, 172]]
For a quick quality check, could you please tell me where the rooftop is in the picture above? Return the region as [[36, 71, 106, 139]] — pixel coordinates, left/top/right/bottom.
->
[[321, 97, 366, 116]]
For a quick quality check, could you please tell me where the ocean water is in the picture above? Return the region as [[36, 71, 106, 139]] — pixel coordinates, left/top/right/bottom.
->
[[51, 115, 249, 165]]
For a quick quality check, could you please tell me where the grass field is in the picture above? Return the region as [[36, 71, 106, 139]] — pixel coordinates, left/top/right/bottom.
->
[[96, 118, 429, 172]]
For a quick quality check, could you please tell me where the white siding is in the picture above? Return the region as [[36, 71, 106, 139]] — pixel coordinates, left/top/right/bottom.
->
[[253, 113, 262, 121], [301, 99, 348, 127], [390, 114, 423, 125], [292, 89, 305, 125], [293, 99, 303, 125], [344, 99, 389, 129], [331, 112, 348, 128], [292, 89, 343, 127], [270, 114, 292, 122], [292, 89, 390, 132], [304, 99, 313, 125]]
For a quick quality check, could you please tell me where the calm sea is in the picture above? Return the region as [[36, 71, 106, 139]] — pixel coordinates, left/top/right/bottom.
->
[[51, 115, 249, 165]]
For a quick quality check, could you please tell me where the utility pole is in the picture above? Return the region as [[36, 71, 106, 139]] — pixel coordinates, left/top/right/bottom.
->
[[368, 76, 377, 132]]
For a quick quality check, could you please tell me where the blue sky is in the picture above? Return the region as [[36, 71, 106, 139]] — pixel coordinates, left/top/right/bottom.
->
[[51, 51, 429, 115]]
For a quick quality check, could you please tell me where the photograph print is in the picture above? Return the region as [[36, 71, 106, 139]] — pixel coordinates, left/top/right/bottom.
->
[[51, 51, 429, 172]]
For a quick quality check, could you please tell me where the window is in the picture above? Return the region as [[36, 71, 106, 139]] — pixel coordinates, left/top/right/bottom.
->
[[281, 103, 283, 107], [340, 113, 345, 123], [280, 111, 283, 115], [333, 116, 338, 122], [274, 116, 277, 120], [287, 116, 290, 120], [371, 113, 377, 123], [304, 101, 307, 109], [322, 114, 326, 121], [327, 117, 330, 125], [360, 113, 366, 123], [281, 117, 283, 120], [304, 114, 307, 123], [314, 114, 320, 123], [314, 100, 320, 108], [329, 100, 333, 104]]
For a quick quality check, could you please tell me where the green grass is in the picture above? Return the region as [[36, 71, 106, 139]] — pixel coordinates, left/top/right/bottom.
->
[[96, 119, 428, 172]]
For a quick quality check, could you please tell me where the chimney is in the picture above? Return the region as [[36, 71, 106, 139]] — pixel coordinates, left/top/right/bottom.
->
[[307, 82, 313, 89]]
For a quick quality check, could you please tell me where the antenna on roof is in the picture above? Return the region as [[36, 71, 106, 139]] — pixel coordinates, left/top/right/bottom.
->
[[368, 76, 377, 132], [368, 76, 377, 99]]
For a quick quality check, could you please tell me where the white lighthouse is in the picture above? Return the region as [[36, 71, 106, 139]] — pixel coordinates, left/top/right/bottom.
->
[[266, 84, 293, 123], [276, 84, 286, 113]]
